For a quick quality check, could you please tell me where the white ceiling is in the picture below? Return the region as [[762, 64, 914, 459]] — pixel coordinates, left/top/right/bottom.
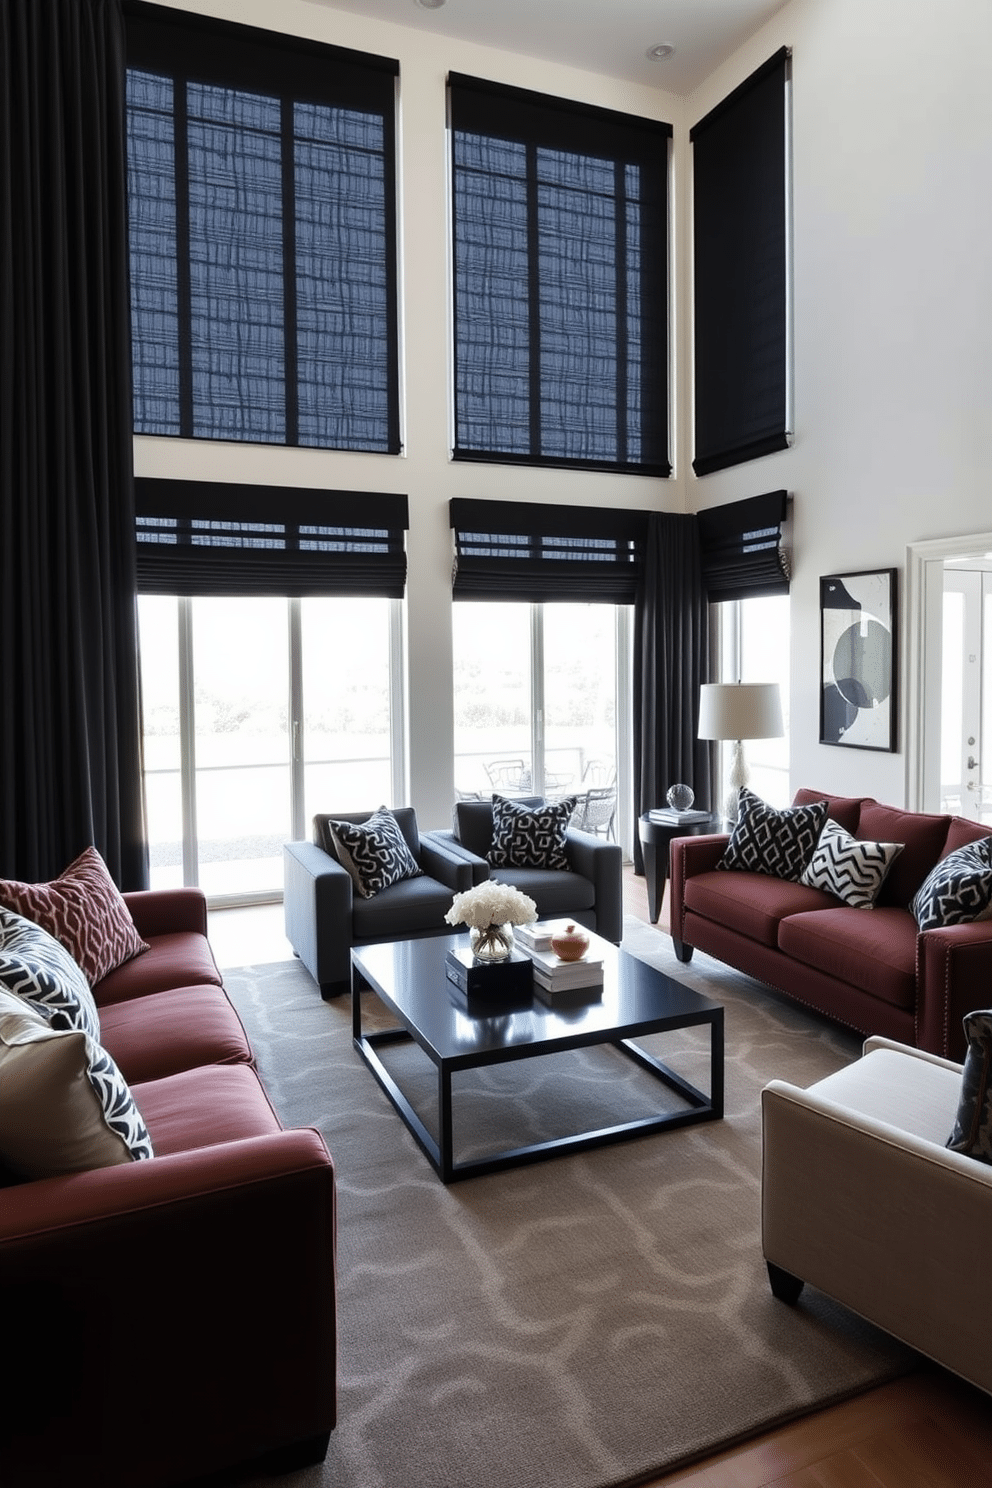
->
[[306, 0, 792, 96]]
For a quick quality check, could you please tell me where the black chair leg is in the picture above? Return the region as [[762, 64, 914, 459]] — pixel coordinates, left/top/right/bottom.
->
[[672, 936, 694, 964], [766, 1261, 804, 1304]]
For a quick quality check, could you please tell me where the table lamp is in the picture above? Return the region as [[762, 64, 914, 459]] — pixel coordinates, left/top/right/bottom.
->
[[698, 681, 784, 822]]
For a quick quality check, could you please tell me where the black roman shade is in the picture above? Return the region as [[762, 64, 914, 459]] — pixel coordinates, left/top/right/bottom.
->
[[124, 1, 400, 453], [450, 499, 650, 604], [448, 74, 672, 477], [135, 480, 408, 597], [691, 49, 790, 477], [698, 491, 790, 603]]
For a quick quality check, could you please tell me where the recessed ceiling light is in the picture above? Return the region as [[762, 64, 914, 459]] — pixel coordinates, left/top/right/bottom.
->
[[647, 43, 675, 60], [415, 0, 446, 9]]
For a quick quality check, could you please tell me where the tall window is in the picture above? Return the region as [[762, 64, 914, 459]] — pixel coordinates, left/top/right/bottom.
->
[[124, 2, 399, 451], [448, 74, 671, 475], [717, 595, 791, 807]]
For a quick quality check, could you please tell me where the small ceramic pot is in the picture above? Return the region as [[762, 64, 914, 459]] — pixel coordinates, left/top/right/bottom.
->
[[550, 922, 590, 962]]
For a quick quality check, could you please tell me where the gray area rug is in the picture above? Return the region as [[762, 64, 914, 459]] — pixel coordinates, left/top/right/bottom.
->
[[224, 917, 917, 1488]]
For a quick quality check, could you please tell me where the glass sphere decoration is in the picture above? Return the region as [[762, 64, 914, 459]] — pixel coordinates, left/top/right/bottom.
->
[[666, 783, 695, 812]]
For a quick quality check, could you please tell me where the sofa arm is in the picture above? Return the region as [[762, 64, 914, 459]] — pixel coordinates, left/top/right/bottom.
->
[[0, 1130, 336, 1487], [283, 841, 354, 993], [419, 835, 477, 892], [761, 1075, 992, 1391], [668, 833, 730, 948], [565, 828, 623, 944], [421, 829, 490, 886], [915, 919, 992, 1061], [123, 886, 208, 939]]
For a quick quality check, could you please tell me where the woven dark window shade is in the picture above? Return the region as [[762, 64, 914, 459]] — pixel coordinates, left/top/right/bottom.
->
[[135, 480, 408, 597], [449, 74, 672, 477], [450, 498, 649, 604], [691, 49, 790, 477], [124, 1, 399, 453], [698, 491, 790, 603]]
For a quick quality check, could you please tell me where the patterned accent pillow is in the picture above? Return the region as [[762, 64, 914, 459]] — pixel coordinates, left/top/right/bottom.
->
[[0, 987, 153, 1177], [0, 906, 100, 1041], [911, 834, 992, 931], [800, 818, 904, 909], [718, 788, 828, 883], [488, 794, 578, 871], [326, 808, 423, 899], [947, 1010, 992, 1163], [0, 847, 148, 986]]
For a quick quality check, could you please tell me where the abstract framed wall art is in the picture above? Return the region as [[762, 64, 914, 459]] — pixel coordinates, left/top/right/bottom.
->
[[819, 569, 897, 751]]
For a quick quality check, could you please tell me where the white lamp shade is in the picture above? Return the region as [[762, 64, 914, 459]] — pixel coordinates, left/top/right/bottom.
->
[[698, 682, 784, 742]]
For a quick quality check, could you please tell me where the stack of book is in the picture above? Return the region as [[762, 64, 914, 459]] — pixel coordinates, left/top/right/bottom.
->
[[521, 941, 605, 1002], [647, 806, 711, 825]]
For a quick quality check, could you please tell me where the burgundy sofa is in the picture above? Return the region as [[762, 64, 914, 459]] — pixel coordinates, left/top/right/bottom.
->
[[669, 790, 992, 1062], [0, 888, 336, 1488]]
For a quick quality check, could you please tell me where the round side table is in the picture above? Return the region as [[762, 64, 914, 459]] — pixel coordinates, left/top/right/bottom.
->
[[638, 812, 721, 925]]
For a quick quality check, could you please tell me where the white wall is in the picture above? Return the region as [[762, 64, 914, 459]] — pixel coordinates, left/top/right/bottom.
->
[[135, 0, 992, 825], [684, 0, 992, 805], [132, 0, 685, 831]]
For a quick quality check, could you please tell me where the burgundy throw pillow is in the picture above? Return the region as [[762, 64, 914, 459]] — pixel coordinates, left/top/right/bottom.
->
[[0, 847, 149, 987]]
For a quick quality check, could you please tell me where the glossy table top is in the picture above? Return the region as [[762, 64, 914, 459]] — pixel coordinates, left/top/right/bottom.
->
[[351, 931, 722, 1068]]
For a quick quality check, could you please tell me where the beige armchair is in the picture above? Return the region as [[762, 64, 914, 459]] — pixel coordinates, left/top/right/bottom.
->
[[761, 1036, 992, 1395]]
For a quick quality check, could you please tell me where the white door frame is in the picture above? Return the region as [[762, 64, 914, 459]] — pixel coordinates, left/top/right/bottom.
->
[[905, 531, 992, 811]]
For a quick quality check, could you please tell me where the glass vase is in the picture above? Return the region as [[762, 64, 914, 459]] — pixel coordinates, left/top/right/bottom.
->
[[469, 923, 514, 962]]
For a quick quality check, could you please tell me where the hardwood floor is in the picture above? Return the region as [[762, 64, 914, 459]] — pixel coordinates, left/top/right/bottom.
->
[[620, 865, 992, 1488]]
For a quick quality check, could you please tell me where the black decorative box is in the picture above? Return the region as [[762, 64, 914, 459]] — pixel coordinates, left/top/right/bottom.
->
[[445, 945, 534, 1000]]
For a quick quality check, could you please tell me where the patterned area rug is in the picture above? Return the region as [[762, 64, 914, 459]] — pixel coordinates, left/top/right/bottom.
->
[[225, 918, 917, 1488]]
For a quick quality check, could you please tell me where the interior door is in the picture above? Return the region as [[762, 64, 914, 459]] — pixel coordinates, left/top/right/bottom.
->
[[941, 568, 992, 823]]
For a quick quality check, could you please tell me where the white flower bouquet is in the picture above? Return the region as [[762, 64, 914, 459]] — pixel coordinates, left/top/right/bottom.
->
[[444, 881, 538, 932]]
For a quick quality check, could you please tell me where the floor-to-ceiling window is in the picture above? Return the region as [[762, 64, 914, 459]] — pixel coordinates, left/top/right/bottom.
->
[[139, 595, 400, 902], [453, 602, 628, 845], [716, 594, 791, 807]]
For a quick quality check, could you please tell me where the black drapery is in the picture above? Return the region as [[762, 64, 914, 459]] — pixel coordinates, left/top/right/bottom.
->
[[698, 490, 791, 602], [632, 513, 712, 872], [0, 0, 147, 887]]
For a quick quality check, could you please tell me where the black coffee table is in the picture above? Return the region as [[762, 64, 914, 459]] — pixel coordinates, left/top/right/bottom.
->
[[351, 932, 724, 1183]]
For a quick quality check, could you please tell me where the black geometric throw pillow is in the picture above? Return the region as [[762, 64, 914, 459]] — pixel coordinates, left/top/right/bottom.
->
[[911, 834, 992, 932], [488, 794, 577, 871], [718, 788, 828, 883], [947, 1010, 992, 1163], [800, 818, 904, 909], [326, 808, 422, 900]]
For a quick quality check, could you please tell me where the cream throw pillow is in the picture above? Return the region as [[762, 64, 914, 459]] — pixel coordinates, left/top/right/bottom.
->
[[0, 990, 153, 1178]]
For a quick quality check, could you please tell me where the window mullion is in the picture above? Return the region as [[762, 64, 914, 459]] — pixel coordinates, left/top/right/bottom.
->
[[525, 142, 542, 460], [281, 97, 299, 446], [174, 82, 193, 438]]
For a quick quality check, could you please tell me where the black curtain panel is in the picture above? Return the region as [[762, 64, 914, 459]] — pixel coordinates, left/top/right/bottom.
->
[[0, 0, 147, 887], [632, 513, 713, 872]]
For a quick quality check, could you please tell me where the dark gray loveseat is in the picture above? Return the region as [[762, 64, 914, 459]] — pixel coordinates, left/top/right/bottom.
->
[[284, 808, 476, 998]]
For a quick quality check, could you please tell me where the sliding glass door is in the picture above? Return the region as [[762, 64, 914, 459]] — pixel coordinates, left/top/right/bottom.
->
[[139, 595, 400, 902]]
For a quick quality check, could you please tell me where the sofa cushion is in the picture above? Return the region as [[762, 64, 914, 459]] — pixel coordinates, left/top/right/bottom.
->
[[792, 788, 867, 835], [910, 835, 992, 932], [778, 906, 918, 1008], [800, 818, 904, 909], [947, 1010, 992, 1162], [719, 789, 828, 882], [352, 871, 456, 941], [324, 808, 422, 899], [94, 930, 223, 1007], [684, 870, 834, 948], [0, 987, 153, 1178], [0, 907, 100, 1041], [98, 985, 254, 1085], [489, 794, 577, 871], [856, 802, 951, 908], [133, 1063, 281, 1156], [0, 847, 149, 986], [490, 866, 596, 918], [942, 816, 992, 858]]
